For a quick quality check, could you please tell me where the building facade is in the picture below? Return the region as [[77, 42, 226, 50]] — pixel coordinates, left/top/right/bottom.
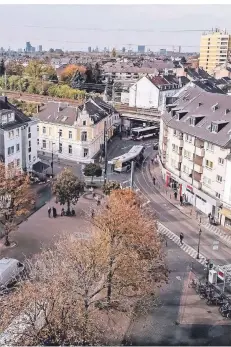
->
[[159, 83, 231, 225], [0, 96, 38, 173], [199, 29, 231, 73], [36, 98, 120, 163], [128, 75, 187, 110]]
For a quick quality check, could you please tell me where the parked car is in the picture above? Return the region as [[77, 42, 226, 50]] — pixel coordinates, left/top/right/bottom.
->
[[0, 258, 25, 294], [153, 142, 159, 150]]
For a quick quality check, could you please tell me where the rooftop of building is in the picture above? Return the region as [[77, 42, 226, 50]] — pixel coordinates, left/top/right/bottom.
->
[[162, 82, 231, 147], [36, 97, 117, 126], [0, 96, 31, 130]]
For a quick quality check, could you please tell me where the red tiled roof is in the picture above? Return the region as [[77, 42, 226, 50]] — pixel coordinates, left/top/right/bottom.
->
[[149, 76, 170, 86]]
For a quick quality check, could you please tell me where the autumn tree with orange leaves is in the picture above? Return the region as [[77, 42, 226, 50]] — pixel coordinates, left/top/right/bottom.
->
[[60, 64, 86, 82], [93, 188, 168, 306], [0, 164, 35, 246]]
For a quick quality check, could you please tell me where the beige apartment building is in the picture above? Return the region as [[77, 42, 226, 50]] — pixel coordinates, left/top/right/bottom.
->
[[199, 29, 231, 73]]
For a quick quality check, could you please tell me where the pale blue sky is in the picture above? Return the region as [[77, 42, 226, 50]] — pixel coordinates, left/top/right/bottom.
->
[[1, 5, 231, 52]]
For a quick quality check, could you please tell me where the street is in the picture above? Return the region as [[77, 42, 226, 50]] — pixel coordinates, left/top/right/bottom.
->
[[107, 137, 231, 266]]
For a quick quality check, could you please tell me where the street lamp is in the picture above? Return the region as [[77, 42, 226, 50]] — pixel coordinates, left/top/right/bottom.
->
[[196, 227, 202, 259]]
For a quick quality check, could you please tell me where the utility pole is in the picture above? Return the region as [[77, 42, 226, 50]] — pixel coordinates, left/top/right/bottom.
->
[[104, 120, 108, 183], [4, 71, 7, 90], [196, 228, 202, 259], [51, 143, 54, 178], [130, 160, 135, 189]]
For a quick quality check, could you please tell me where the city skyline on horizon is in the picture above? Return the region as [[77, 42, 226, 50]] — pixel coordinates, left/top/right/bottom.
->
[[1, 4, 231, 52]]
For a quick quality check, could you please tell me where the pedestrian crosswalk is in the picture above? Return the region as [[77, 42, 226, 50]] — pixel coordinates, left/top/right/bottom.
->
[[157, 222, 207, 267], [202, 222, 231, 247]]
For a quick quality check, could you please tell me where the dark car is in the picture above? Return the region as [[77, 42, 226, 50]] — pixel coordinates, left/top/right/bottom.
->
[[153, 142, 159, 150]]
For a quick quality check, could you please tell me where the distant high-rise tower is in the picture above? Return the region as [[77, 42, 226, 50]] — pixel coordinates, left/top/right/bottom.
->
[[38, 45, 42, 52], [138, 45, 145, 53], [199, 28, 231, 72], [88, 46, 92, 53], [25, 42, 32, 52], [122, 47, 126, 53]]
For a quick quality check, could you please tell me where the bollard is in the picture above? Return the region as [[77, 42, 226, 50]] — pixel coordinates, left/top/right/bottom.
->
[[170, 194, 171, 199], [200, 216, 202, 223], [190, 208, 192, 215]]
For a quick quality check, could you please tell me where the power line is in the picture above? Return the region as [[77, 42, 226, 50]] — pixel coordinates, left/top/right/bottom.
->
[[10, 24, 216, 33]]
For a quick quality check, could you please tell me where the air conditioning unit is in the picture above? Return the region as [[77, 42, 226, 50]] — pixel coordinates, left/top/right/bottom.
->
[[209, 269, 217, 284]]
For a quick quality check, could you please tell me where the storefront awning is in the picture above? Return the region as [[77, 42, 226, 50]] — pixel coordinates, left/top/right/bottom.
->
[[220, 207, 231, 219]]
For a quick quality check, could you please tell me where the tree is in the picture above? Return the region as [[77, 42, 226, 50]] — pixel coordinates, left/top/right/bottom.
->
[[181, 56, 187, 64], [0, 58, 5, 76], [83, 163, 102, 183], [0, 235, 109, 345], [53, 168, 84, 215], [5, 61, 25, 76], [25, 60, 44, 79], [111, 48, 116, 58], [0, 164, 35, 246], [102, 181, 121, 195], [93, 189, 168, 306], [60, 64, 86, 83]]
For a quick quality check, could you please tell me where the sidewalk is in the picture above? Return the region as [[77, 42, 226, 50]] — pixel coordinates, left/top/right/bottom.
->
[[149, 161, 231, 246]]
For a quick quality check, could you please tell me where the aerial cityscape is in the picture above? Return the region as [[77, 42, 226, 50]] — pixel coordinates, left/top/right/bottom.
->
[[1, 3, 231, 346]]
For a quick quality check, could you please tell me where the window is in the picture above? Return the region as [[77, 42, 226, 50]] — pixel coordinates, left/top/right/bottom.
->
[[81, 131, 87, 141], [59, 129, 62, 137], [37, 139, 39, 145], [83, 120, 86, 126], [184, 150, 191, 159], [28, 127, 31, 133], [216, 175, 223, 183], [16, 144, 20, 152], [69, 131, 72, 139], [206, 142, 214, 152], [28, 154, 31, 162], [59, 143, 62, 153], [68, 145, 72, 154], [203, 176, 211, 186], [218, 157, 224, 165], [42, 140, 46, 149], [216, 192, 221, 199], [16, 159, 20, 167], [43, 126, 46, 134], [189, 117, 195, 126], [16, 128, 19, 137], [172, 144, 179, 152], [183, 165, 191, 175], [205, 159, 213, 169], [211, 123, 218, 133], [185, 134, 192, 143], [83, 148, 88, 157], [28, 140, 31, 148], [37, 125, 39, 132]]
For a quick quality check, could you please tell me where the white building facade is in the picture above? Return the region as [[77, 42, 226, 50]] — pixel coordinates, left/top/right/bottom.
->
[[159, 84, 231, 226], [0, 98, 38, 173], [36, 98, 120, 163], [128, 76, 185, 110]]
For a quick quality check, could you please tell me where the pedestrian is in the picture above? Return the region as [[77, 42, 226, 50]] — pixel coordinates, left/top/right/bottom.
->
[[174, 191, 177, 200], [151, 158, 154, 164], [180, 232, 184, 245], [52, 206, 57, 218], [91, 209, 95, 218], [208, 212, 211, 221], [48, 206, 51, 218], [153, 177, 156, 185], [180, 195, 183, 206]]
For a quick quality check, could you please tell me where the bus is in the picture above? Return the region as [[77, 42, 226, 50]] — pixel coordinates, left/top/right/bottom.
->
[[109, 145, 144, 173], [131, 126, 159, 140]]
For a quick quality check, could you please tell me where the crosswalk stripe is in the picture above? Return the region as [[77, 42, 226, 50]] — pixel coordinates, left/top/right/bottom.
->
[[157, 222, 207, 266], [201, 222, 231, 246]]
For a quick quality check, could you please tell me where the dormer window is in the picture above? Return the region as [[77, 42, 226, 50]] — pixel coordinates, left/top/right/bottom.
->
[[211, 103, 219, 111], [211, 123, 218, 133], [189, 117, 195, 126]]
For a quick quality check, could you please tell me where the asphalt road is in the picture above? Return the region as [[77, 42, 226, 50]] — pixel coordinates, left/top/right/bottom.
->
[[107, 138, 231, 266]]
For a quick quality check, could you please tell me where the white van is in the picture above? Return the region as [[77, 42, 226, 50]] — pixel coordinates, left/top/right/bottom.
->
[[0, 258, 25, 294]]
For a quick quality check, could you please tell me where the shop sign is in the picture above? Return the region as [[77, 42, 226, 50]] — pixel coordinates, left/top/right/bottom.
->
[[218, 269, 225, 280]]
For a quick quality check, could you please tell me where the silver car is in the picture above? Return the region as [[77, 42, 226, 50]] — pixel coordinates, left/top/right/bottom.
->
[[0, 258, 25, 294]]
